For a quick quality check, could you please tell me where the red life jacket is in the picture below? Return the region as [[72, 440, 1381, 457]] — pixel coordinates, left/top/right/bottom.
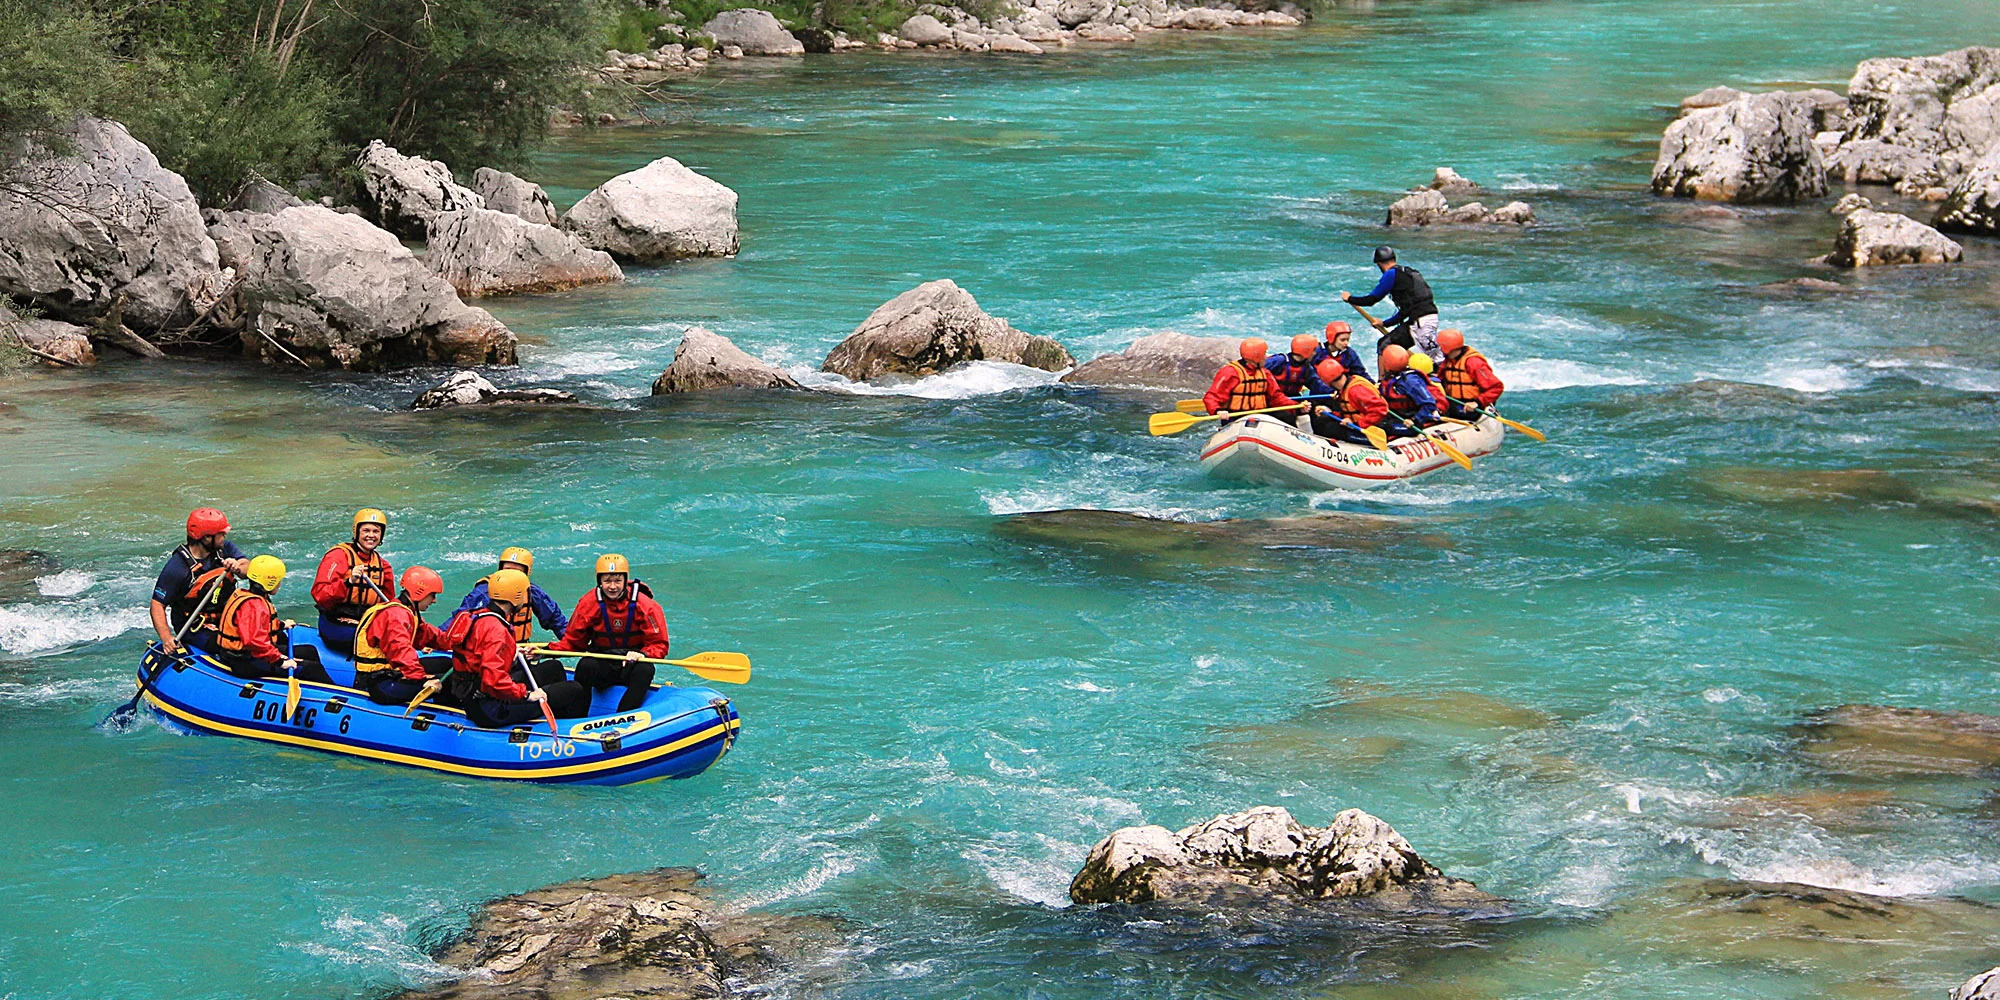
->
[[1267, 357, 1313, 396], [578, 581, 655, 651]]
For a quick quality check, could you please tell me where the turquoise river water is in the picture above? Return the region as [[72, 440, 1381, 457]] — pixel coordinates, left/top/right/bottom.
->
[[7, 1, 2000, 996]]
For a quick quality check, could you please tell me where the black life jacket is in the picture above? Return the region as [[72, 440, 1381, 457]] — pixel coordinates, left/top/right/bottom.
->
[[1391, 266, 1437, 321]]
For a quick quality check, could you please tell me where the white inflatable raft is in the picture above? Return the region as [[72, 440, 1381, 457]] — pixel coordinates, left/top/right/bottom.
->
[[1198, 413, 1505, 489]]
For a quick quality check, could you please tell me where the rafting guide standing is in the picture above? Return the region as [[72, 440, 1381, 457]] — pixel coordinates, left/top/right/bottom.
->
[[1341, 246, 1441, 361]]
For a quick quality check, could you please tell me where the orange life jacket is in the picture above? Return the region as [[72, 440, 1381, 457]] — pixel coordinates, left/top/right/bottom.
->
[[215, 590, 281, 654], [480, 573, 538, 641], [331, 542, 392, 618], [1438, 348, 1488, 406], [353, 600, 421, 675], [1226, 360, 1274, 412], [181, 563, 235, 634]]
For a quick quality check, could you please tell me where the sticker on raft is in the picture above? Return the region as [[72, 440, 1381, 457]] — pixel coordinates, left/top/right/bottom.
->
[[571, 711, 652, 738]]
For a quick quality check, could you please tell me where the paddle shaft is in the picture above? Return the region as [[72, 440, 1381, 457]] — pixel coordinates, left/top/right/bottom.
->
[[113, 574, 226, 721], [513, 650, 562, 737]]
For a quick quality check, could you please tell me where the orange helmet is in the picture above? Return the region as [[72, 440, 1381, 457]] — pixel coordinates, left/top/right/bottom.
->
[[1323, 321, 1352, 340], [487, 568, 531, 606], [595, 553, 630, 576], [1238, 338, 1268, 363], [1315, 359, 1344, 383], [1289, 334, 1318, 357], [1436, 328, 1465, 353], [401, 565, 444, 602], [1380, 344, 1411, 373]]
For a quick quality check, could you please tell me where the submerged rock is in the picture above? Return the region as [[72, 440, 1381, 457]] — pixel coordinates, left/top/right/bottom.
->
[[0, 550, 59, 603], [1827, 209, 1963, 267], [1070, 805, 1504, 913], [471, 167, 558, 226], [563, 156, 740, 261], [388, 868, 840, 1000], [1384, 171, 1531, 226], [1753, 276, 1855, 295], [1934, 145, 2000, 235], [356, 140, 485, 239], [0, 117, 221, 331], [1798, 704, 2000, 778], [1061, 331, 1239, 392], [411, 371, 578, 409], [1830, 192, 1873, 214], [651, 326, 802, 393], [702, 8, 806, 55], [425, 208, 622, 297], [1652, 91, 1828, 203], [822, 279, 1071, 380]]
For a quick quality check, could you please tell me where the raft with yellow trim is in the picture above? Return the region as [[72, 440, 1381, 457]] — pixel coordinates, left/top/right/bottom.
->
[[1198, 413, 1505, 489], [135, 624, 739, 785]]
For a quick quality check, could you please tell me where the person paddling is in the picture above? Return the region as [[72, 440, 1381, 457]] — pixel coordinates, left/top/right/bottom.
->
[[1202, 338, 1296, 421], [213, 556, 329, 682], [353, 566, 452, 705], [1312, 321, 1370, 380], [1435, 328, 1505, 418], [1340, 247, 1440, 360], [152, 508, 248, 656], [446, 568, 589, 727], [1264, 334, 1336, 417], [1308, 359, 1390, 445], [547, 554, 668, 714], [311, 508, 395, 653], [1376, 345, 1442, 437]]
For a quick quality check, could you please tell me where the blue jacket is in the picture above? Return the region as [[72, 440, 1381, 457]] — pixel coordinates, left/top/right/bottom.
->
[[1264, 353, 1334, 398], [1379, 370, 1440, 425], [456, 579, 569, 637], [1310, 344, 1370, 381]]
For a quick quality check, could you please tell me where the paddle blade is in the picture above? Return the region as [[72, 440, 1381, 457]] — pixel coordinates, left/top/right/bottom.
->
[[541, 701, 560, 738], [403, 679, 442, 717], [1499, 416, 1547, 442], [1148, 410, 1207, 436], [669, 651, 752, 684], [1361, 425, 1389, 450], [285, 672, 302, 722], [1434, 437, 1474, 470]]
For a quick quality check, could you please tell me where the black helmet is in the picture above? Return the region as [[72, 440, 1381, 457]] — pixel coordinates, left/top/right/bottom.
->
[[1372, 246, 1397, 264]]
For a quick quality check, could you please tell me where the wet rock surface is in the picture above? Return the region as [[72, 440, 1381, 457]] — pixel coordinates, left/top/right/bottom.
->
[[1652, 91, 1828, 203], [822, 279, 1071, 380], [1061, 330, 1238, 391], [388, 868, 841, 1000], [1935, 145, 2000, 234], [1070, 805, 1506, 915], [1, 302, 95, 366], [411, 371, 579, 409], [1797, 704, 2000, 778], [0, 550, 59, 603], [1827, 209, 1963, 267], [652, 326, 802, 394]]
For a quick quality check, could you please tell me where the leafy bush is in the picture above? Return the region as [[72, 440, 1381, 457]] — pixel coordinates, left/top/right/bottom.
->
[[607, 6, 670, 51]]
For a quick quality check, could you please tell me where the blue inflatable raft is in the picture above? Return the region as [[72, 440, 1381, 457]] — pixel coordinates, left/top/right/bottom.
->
[[135, 624, 740, 785]]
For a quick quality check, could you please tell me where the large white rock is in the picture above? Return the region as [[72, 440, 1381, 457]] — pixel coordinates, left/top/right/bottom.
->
[[356, 140, 484, 239], [821, 279, 1072, 380], [471, 167, 558, 226], [1385, 187, 1449, 225], [563, 156, 739, 261], [0, 117, 221, 331], [426, 208, 622, 298], [208, 206, 515, 369], [1826, 209, 1963, 267], [1653, 91, 1828, 203], [896, 13, 953, 45], [1679, 85, 1749, 115], [1829, 46, 2000, 189], [1055, 0, 1110, 27], [651, 326, 802, 393], [1934, 144, 2000, 235], [1061, 331, 1239, 392], [1428, 166, 1482, 198], [1954, 967, 2000, 1000], [700, 9, 805, 55]]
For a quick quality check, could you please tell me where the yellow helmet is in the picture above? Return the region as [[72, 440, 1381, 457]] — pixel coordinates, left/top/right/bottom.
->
[[1408, 352, 1435, 375], [498, 546, 534, 572], [245, 554, 287, 592], [487, 568, 531, 606], [352, 508, 388, 538], [595, 553, 630, 576]]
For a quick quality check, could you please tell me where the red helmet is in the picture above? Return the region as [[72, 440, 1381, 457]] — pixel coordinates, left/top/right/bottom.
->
[[1315, 359, 1344, 383], [1380, 344, 1411, 373], [401, 565, 445, 602], [1238, 338, 1268, 363], [1289, 334, 1318, 357], [1323, 321, 1352, 340], [186, 508, 230, 540], [1436, 328, 1465, 353]]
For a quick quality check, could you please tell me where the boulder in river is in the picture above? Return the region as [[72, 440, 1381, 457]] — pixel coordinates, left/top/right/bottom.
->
[[425, 208, 623, 298], [0, 550, 59, 603], [1826, 46, 2000, 192], [0, 117, 221, 331], [1, 302, 96, 367], [1830, 192, 1873, 214], [701, 9, 806, 55], [1797, 703, 2000, 778], [652, 326, 802, 393], [1428, 166, 1482, 198], [1386, 187, 1449, 226], [355, 140, 485, 239], [822, 279, 1072, 380], [1933, 145, 2000, 235], [1070, 805, 1504, 912], [1956, 967, 2000, 1000], [471, 167, 558, 226], [1652, 91, 1828, 203], [563, 156, 740, 261], [1826, 209, 1963, 267], [1679, 85, 1749, 115], [386, 868, 841, 1000], [411, 371, 579, 409], [1061, 330, 1238, 392], [209, 206, 516, 369]]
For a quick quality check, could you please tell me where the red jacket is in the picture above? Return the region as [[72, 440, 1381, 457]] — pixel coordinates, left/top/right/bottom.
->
[[1459, 353, 1505, 407], [229, 594, 285, 666], [1440, 350, 1505, 408], [549, 587, 669, 658], [1202, 361, 1295, 416], [1326, 376, 1389, 429], [311, 544, 394, 614], [451, 611, 525, 700], [363, 602, 449, 682]]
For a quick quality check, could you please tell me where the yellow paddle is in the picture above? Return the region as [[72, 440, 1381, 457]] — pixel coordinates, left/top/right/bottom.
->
[[1148, 403, 1305, 437], [524, 646, 752, 685], [1437, 393, 1547, 442], [404, 671, 448, 717]]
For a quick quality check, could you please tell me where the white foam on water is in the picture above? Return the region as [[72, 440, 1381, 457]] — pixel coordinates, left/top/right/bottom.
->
[[1061, 680, 1114, 693], [1727, 853, 2000, 898], [981, 488, 1230, 521], [1702, 687, 1742, 703], [288, 911, 459, 985], [0, 676, 121, 706], [792, 360, 1065, 399], [735, 852, 861, 908], [536, 348, 651, 378], [0, 602, 143, 655], [1545, 859, 1624, 909], [1736, 362, 1858, 394], [442, 551, 496, 564], [34, 570, 93, 597], [963, 835, 1085, 908], [1503, 358, 1651, 391]]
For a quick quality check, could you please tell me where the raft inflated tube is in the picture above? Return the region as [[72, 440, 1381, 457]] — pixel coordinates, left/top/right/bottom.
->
[[1197, 412, 1505, 490]]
